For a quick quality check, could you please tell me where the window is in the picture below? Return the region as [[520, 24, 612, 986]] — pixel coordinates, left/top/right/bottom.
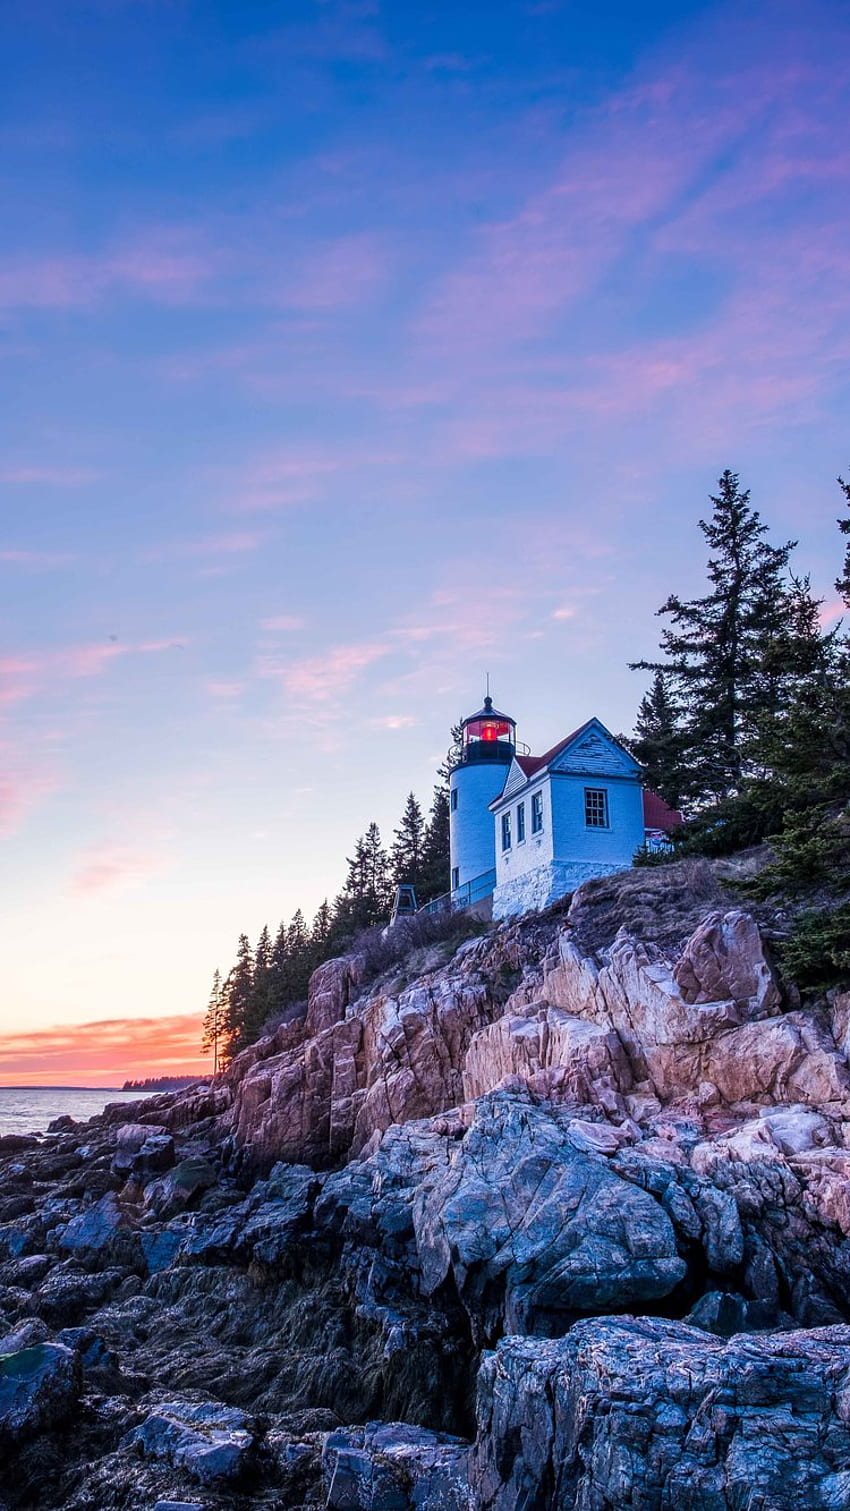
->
[[516, 802, 526, 842], [585, 788, 609, 828], [451, 867, 459, 891], [531, 792, 544, 834], [501, 812, 512, 851], [450, 788, 458, 811]]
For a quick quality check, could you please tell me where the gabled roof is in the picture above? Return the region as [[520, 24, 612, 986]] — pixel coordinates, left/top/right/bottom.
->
[[491, 719, 638, 810], [514, 724, 584, 780], [643, 790, 683, 830]]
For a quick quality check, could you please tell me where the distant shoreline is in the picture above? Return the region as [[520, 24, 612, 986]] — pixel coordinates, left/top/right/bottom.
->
[[0, 1085, 148, 1093]]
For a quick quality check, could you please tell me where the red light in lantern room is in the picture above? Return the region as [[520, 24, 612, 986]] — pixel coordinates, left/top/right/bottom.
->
[[482, 724, 496, 741]]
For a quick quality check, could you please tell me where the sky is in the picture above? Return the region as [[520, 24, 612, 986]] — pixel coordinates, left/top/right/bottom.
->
[[1, 0, 849, 1084]]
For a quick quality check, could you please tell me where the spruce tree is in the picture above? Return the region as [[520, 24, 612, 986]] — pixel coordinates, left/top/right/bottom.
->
[[285, 909, 312, 1000], [836, 476, 850, 605], [632, 470, 796, 806], [337, 822, 392, 931], [269, 921, 289, 1007], [420, 784, 450, 901], [630, 671, 685, 808], [201, 968, 225, 1074], [390, 792, 426, 889], [244, 924, 273, 1040], [222, 933, 255, 1059]]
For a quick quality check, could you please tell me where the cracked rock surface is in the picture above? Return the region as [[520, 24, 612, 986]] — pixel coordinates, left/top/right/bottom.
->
[[3, 859, 850, 1508]]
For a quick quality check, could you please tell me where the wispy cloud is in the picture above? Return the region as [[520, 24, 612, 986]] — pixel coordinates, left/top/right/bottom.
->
[[69, 843, 170, 898], [267, 641, 389, 702], [0, 465, 100, 485], [0, 639, 185, 709], [0, 548, 76, 568], [0, 227, 218, 312], [261, 615, 304, 632], [0, 768, 58, 834]]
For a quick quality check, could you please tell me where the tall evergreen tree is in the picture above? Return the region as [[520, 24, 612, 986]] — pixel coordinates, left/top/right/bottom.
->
[[222, 933, 255, 1060], [630, 671, 685, 809], [244, 924, 273, 1040], [311, 899, 333, 953], [201, 968, 225, 1074], [337, 822, 392, 931], [632, 470, 796, 805], [390, 792, 427, 888], [836, 476, 850, 605], [420, 784, 451, 901], [268, 921, 289, 1007]]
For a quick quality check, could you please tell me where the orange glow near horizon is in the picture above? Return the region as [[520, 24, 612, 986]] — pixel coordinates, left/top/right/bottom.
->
[[0, 1012, 208, 1087]]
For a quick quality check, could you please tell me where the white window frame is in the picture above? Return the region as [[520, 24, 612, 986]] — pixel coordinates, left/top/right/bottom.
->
[[531, 791, 544, 834], [501, 812, 512, 851], [584, 787, 609, 829], [516, 801, 526, 843]]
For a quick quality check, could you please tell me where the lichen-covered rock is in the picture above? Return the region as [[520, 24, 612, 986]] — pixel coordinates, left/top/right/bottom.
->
[[674, 908, 781, 1015], [323, 1422, 471, 1510], [461, 1002, 632, 1105], [412, 1094, 686, 1339], [0, 1342, 81, 1444], [473, 1319, 850, 1510], [127, 1399, 256, 1484]]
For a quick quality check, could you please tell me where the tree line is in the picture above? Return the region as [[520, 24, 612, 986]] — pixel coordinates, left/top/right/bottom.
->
[[629, 468, 850, 989], [202, 781, 451, 1068]]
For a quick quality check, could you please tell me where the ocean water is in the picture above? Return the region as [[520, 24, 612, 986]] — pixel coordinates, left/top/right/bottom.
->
[[0, 1086, 154, 1138]]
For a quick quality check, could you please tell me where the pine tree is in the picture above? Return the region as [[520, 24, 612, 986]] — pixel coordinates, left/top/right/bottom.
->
[[337, 822, 392, 931], [311, 899, 333, 952], [268, 921, 289, 1007], [837, 475, 850, 606], [632, 470, 796, 806], [437, 722, 464, 782], [744, 484, 850, 986], [244, 924, 273, 1040], [201, 968, 225, 1074], [630, 671, 685, 809], [390, 792, 426, 889], [420, 784, 450, 902], [222, 933, 255, 1060], [285, 909, 312, 1001]]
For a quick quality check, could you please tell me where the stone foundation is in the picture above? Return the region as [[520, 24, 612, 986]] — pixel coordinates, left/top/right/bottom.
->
[[492, 861, 621, 919]]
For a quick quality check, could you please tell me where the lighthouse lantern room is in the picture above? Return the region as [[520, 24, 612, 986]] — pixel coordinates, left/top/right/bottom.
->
[[449, 695, 516, 896]]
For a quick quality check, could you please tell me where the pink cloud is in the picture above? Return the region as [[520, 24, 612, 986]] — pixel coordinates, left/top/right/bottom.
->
[[70, 844, 169, 898], [0, 466, 100, 485], [0, 769, 58, 834], [0, 639, 186, 708], [282, 233, 391, 311], [0, 227, 217, 312], [273, 641, 389, 701], [0, 549, 76, 568], [261, 615, 304, 631], [147, 532, 264, 559]]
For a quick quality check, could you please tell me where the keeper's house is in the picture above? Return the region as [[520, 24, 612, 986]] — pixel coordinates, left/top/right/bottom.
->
[[448, 696, 680, 921]]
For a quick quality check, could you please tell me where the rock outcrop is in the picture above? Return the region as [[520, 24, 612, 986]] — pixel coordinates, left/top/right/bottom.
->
[[3, 860, 850, 1508]]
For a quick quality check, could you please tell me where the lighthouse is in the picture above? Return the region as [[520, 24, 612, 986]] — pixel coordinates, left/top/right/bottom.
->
[[449, 695, 516, 896]]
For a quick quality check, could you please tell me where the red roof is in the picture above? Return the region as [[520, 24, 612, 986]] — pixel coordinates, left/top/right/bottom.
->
[[515, 724, 586, 779], [643, 789, 682, 830]]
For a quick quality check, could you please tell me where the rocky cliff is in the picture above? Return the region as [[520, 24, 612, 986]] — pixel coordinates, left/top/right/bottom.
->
[[3, 858, 850, 1509]]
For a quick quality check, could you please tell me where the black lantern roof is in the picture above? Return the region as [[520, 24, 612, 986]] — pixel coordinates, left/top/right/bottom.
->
[[462, 695, 515, 727]]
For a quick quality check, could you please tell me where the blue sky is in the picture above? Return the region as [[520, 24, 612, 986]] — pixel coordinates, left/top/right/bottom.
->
[[1, 0, 849, 1077]]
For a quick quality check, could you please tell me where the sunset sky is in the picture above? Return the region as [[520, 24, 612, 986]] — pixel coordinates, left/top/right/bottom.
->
[[2, 0, 849, 1084]]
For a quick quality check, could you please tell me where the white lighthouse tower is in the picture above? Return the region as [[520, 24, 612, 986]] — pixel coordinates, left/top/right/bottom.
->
[[449, 694, 516, 898]]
